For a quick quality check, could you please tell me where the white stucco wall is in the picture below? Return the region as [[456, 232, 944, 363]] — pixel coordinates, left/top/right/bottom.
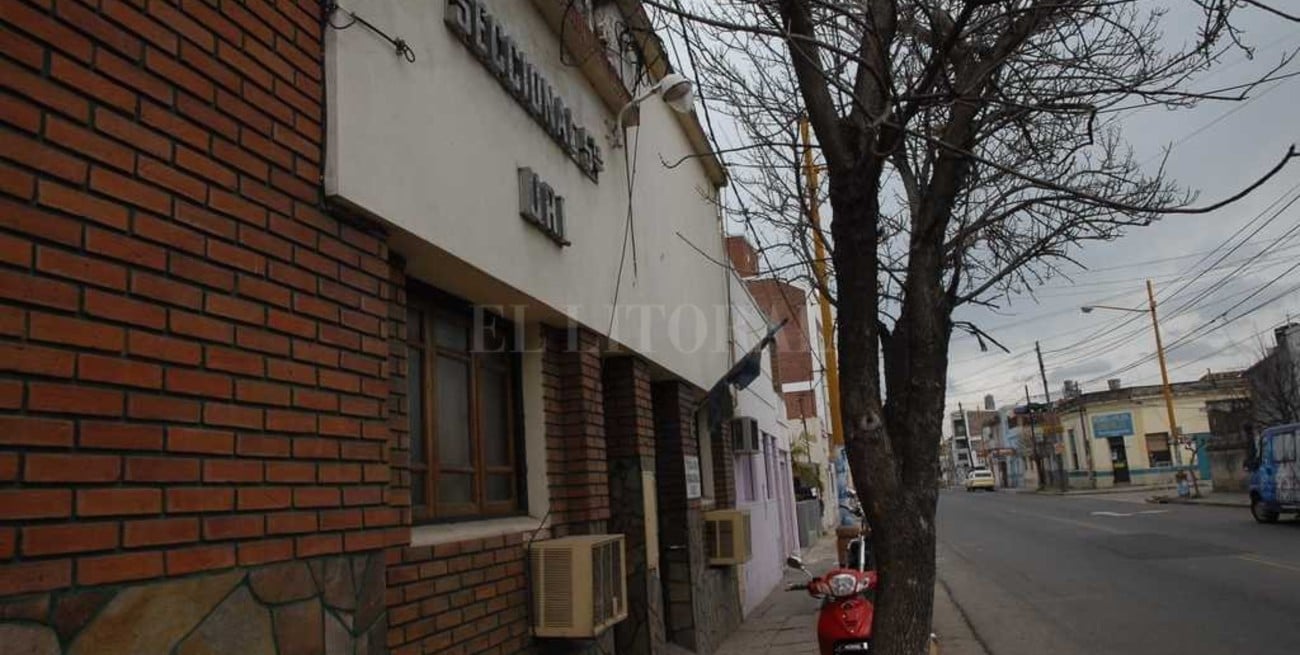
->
[[325, 0, 730, 390], [728, 273, 797, 614]]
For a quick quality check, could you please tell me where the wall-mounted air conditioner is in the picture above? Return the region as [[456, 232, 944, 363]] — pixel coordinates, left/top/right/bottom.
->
[[529, 534, 628, 638], [731, 417, 760, 453], [703, 509, 752, 566]]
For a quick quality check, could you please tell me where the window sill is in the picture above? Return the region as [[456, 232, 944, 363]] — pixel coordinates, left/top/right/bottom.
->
[[410, 515, 548, 548]]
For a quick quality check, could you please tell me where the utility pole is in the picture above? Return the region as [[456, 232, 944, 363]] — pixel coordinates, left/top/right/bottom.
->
[[1025, 385, 1043, 490], [1147, 279, 1200, 496], [957, 401, 967, 476], [799, 117, 843, 453], [1081, 281, 1193, 493], [1036, 341, 1052, 403], [1146, 280, 1183, 469], [1034, 343, 1066, 490]]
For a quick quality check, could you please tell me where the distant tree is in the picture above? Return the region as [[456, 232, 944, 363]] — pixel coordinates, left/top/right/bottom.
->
[[1247, 344, 1300, 427]]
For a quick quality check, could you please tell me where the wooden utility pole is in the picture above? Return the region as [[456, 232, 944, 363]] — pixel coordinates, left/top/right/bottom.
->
[[1147, 279, 1198, 495], [1025, 385, 1043, 490], [1036, 341, 1051, 403]]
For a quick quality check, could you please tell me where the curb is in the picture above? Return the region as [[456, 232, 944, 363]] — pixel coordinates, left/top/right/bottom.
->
[[1146, 496, 1249, 508], [1033, 483, 1179, 497], [932, 578, 991, 655]]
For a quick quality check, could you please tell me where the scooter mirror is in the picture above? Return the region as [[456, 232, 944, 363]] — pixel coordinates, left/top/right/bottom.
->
[[785, 555, 805, 570]]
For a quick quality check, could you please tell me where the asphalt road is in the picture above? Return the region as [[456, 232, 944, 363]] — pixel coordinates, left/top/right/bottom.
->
[[936, 489, 1300, 655]]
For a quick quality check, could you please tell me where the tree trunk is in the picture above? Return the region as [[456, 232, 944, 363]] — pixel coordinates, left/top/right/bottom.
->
[[831, 170, 950, 655]]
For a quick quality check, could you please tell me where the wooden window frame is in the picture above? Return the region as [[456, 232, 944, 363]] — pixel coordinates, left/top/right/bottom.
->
[[406, 284, 525, 523]]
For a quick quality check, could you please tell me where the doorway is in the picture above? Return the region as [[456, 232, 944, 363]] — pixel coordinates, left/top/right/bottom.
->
[[1108, 437, 1131, 484]]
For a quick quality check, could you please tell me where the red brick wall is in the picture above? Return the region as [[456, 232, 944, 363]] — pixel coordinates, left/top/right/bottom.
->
[[385, 535, 530, 655], [785, 389, 817, 419], [724, 236, 757, 278], [746, 279, 813, 385], [381, 263, 532, 655], [603, 357, 653, 460], [543, 325, 609, 536], [0, 0, 399, 598]]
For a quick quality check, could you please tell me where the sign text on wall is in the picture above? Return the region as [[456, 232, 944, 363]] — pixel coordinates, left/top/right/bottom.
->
[[518, 168, 568, 246], [1091, 412, 1134, 438], [684, 455, 702, 500], [445, 0, 605, 181]]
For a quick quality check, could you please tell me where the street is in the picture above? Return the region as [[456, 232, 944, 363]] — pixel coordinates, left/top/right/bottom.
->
[[937, 489, 1300, 655]]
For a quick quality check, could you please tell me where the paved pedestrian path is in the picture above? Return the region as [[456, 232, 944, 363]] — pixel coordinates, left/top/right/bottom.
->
[[713, 535, 986, 655]]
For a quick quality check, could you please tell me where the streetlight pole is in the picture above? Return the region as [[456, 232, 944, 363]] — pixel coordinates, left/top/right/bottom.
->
[[1081, 279, 1193, 491]]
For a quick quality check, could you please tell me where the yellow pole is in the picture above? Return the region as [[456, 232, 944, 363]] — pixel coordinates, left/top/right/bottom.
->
[[1146, 279, 1180, 466], [800, 117, 844, 447]]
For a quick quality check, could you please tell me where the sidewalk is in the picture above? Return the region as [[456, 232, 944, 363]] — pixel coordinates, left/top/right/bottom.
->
[[713, 536, 986, 655]]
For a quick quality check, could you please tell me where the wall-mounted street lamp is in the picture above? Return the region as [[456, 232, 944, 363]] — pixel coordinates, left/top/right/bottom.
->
[[609, 72, 695, 148]]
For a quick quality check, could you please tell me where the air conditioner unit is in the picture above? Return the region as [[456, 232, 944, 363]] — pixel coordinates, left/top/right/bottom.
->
[[731, 417, 760, 453], [703, 509, 752, 566], [529, 534, 628, 638]]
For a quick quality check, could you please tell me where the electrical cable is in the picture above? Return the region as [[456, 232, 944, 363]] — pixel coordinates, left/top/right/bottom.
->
[[324, 2, 414, 62], [607, 103, 644, 337], [1082, 277, 1300, 385], [1039, 180, 1300, 358], [672, 4, 832, 385]]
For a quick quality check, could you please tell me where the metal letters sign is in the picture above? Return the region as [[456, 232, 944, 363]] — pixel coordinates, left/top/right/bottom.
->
[[517, 167, 569, 246], [684, 455, 702, 500], [445, 0, 604, 181], [1091, 412, 1134, 438]]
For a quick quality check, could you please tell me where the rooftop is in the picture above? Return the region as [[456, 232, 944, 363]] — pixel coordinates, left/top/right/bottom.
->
[[1055, 371, 1247, 411]]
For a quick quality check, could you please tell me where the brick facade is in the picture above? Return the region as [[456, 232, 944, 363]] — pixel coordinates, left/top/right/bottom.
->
[[2, 3, 752, 654], [785, 388, 817, 419], [603, 357, 664, 655], [725, 237, 818, 414], [384, 534, 530, 655], [0, 0, 397, 649], [543, 325, 610, 537], [652, 380, 742, 653]]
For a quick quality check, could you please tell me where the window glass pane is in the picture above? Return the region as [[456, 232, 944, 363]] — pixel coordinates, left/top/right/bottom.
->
[[412, 471, 427, 508], [477, 318, 511, 353], [436, 356, 472, 468], [406, 306, 423, 343], [434, 314, 468, 351], [438, 473, 474, 504], [487, 474, 513, 502], [480, 365, 510, 467], [407, 346, 424, 464]]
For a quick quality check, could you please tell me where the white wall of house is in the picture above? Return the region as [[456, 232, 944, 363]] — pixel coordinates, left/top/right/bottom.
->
[[728, 273, 797, 615], [783, 291, 838, 529], [325, 0, 730, 391]]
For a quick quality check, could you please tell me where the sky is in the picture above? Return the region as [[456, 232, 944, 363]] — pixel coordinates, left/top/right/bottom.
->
[[944, 7, 1300, 423], [651, 2, 1300, 432]]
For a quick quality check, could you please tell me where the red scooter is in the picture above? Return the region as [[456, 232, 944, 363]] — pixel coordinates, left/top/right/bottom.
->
[[785, 522, 877, 654]]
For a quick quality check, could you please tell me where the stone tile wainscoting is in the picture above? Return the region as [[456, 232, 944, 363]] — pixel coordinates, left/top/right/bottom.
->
[[0, 552, 386, 654]]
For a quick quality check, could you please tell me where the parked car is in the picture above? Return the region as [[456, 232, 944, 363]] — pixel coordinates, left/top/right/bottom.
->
[[1248, 423, 1299, 523], [965, 469, 995, 492]]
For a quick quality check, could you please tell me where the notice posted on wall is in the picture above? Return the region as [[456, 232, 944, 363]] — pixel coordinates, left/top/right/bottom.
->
[[685, 455, 702, 500]]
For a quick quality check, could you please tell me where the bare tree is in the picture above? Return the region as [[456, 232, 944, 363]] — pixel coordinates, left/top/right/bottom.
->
[[1247, 343, 1300, 426], [644, 1, 1297, 653]]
